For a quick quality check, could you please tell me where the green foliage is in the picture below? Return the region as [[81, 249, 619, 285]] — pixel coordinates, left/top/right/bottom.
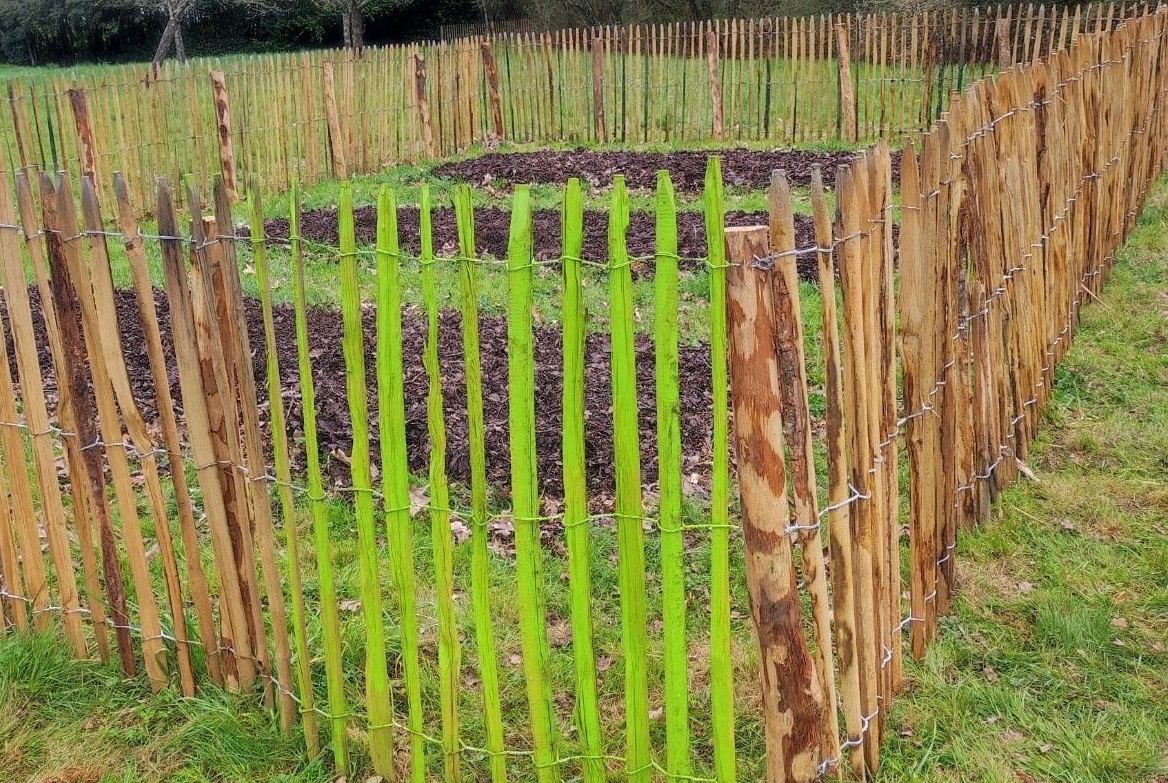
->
[[0, 0, 483, 65]]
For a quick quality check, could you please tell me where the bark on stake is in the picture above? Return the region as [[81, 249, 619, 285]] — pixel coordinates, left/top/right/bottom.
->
[[725, 224, 823, 783], [210, 71, 239, 200]]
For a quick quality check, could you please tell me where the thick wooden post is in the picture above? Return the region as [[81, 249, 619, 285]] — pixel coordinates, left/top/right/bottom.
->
[[835, 23, 857, 143], [707, 29, 725, 141], [322, 61, 348, 177], [481, 42, 504, 140], [590, 36, 607, 143], [210, 71, 239, 201], [768, 170, 841, 767], [66, 88, 98, 190], [995, 15, 1013, 67], [414, 53, 434, 158], [725, 225, 824, 783]]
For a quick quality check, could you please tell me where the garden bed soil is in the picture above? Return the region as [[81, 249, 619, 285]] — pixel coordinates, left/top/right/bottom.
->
[[430, 148, 900, 192], [13, 288, 716, 496]]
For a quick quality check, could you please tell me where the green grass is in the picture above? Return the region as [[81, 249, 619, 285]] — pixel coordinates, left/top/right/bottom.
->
[[874, 180, 1168, 783], [0, 633, 327, 782]]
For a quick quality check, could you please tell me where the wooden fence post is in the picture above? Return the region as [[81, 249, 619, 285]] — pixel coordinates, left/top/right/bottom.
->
[[725, 224, 824, 783], [322, 61, 348, 178], [66, 88, 98, 192], [591, 36, 607, 143], [414, 53, 434, 158], [707, 28, 725, 141], [996, 15, 1013, 67], [481, 42, 504, 140], [834, 23, 857, 142], [210, 71, 239, 201]]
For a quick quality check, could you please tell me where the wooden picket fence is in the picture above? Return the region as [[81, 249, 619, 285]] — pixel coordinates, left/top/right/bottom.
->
[[0, 6, 1166, 783], [718, 7, 1168, 779], [0, 2, 1152, 217]]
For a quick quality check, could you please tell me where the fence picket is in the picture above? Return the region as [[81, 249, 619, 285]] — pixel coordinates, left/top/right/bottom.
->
[[289, 180, 350, 773], [560, 177, 605, 783], [454, 185, 508, 783]]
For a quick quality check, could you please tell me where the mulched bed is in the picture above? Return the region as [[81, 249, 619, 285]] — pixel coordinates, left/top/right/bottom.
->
[[260, 206, 824, 281], [430, 148, 901, 192], [12, 288, 716, 496]]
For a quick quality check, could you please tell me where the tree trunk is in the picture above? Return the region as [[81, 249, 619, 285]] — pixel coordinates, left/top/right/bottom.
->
[[342, 1, 365, 49], [152, 16, 177, 66], [174, 22, 187, 63]]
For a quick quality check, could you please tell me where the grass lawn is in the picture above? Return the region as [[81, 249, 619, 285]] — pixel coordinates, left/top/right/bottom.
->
[[2, 168, 1167, 783]]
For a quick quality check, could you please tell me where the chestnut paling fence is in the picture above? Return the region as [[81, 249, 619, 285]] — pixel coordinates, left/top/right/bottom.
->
[[0, 7, 1167, 783], [0, 2, 1153, 217]]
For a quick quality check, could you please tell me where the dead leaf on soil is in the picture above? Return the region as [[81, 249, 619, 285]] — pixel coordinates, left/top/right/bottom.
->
[[409, 486, 429, 517], [547, 616, 572, 648], [450, 515, 471, 545]]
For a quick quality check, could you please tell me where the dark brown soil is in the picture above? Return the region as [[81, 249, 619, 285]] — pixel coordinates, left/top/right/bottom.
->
[[11, 288, 715, 496], [260, 206, 824, 281], [430, 148, 900, 192]]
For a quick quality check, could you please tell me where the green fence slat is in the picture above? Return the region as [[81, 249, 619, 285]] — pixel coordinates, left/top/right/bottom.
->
[[454, 184, 508, 783], [609, 175, 651, 783], [376, 185, 426, 783], [338, 182, 397, 780], [654, 169, 691, 777], [506, 185, 558, 783], [420, 183, 462, 783], [289, 180, 349, 774], [561, 177, 605, 783], [248, 187, 319, 755], [703, 157, 737, 783]]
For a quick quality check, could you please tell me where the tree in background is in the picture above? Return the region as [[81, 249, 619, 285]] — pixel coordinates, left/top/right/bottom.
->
[[314, 0, 373, 47], [115, 0, 275, 64]]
